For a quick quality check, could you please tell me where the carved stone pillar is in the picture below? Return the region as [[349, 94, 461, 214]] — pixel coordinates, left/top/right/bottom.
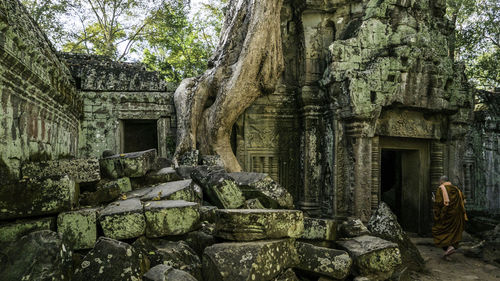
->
[[299, 85, 324, 217], [430, 141, 444, 189], [345, 121, 373, 222]]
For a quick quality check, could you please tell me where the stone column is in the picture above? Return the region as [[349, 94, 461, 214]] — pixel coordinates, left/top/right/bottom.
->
[[345, 121, 373, 222], [299, 85, 324, 217], [157, 117, 171, 158]]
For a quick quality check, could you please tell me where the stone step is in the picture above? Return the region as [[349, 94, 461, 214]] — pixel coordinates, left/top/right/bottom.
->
[[140, 179, 201, 203], [229, 172, 294, 209], [202, 239, 299, 281], [0, 176, 77, 220], [99, 149, 157, 179], [21, 158, 100, 183], [295, 241, 352, 279], [336, 235, 402, 280], [215, 209, 304, 241], [144, 200, 200, 237], [98, 198, 146, 240]]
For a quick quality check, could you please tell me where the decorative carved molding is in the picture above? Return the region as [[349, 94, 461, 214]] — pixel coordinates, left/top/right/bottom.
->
[[371, 136, 380, 210]]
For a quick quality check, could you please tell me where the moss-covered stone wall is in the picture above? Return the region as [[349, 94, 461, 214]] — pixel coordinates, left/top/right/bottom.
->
[[0, 0, 82, 185], [60, 53, 177, 159]]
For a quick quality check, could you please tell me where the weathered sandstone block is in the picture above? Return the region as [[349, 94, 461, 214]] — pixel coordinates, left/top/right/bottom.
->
[[0, 176, 77, 219], [133, 237, 202, 280], [337, 235, 402, 281], [73, 237, 147, 281], [21, 158, 100, 183], [215, 209, 304, 241], [203, 239, 299, 281], [302, 217, 337, 241], [144, 264, 197, 281], [229, 172, 294, 209], [144, 200, 200, 237], [98, 199, 145, 240], [0, 217, 55, 243], [295, 241, 352, 279], [0, 230, 72, 281], [57, 208, 98, 250], [145, 167, 182, 185], [141, 179, 199, 203], [191, 166, 245, 209], [100, 149, 157, 179]]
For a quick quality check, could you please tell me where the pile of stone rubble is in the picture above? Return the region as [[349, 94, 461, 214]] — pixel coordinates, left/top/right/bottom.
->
[[0, 149, 420, 281]]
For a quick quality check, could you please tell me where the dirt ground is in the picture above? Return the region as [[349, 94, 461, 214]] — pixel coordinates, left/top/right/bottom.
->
[[407, 237, 500, 281]]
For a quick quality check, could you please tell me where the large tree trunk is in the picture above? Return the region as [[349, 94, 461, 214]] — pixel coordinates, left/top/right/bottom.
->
[[173, 0, 284, 172]]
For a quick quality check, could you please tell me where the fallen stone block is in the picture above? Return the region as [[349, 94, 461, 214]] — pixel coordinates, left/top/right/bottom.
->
[[133, 237, 202, 280], [144, 264, 197, 281], [273, 268, 300, 281], [339, 217, 370, 238], [73, 237, 148, 281], [215, 209, 304, 241], [200, 205, 218, 223], [79, 178, 130, 205], [203, 239, 299, 281], [175, 166, 197, 179], [185, 230, 218, 257], [201, 155, 224, 166], [191, 166, 245, 209], [302, 217, 337, 241], [0, 176, 77, 220], [145, 167, 183, 185], [100, 149, 157, 179], [178, 150, 200, 166], [141, 179, 200, 203], [229, 172, 294, 209], [337, 235, 402, 281], [98, 198, 146, 240], [367, 202, 425, 271], [57, 208, 98, 250], [0, 230, 72, 281], [295, 241, 352, 279], [244, 198, 266, 209], [144, 200, 200, 237], [0, 217, 55, 243], [21, 158, 101, 183]]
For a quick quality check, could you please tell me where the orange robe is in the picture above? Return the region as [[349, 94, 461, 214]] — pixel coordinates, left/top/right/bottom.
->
[[432, 183, 467, 248]]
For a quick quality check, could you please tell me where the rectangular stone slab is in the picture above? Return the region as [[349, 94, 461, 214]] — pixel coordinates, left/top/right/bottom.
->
[[0, 217, 55, 243], [215, 209, 304, 241], [295, 242, 352, 279], [99, 149, 157, 179], [98, 198, 145, 240], [229, 172, 294, 209], [336, 235, 402, 280], [140, 179, 198, 203], [203, 239, 299, 281], [302, 217, 337, 241], [144, 200, 200, 237], [0, 176, 77, 220], [58, 208, 98, 250], [21, 158, 100, 183]]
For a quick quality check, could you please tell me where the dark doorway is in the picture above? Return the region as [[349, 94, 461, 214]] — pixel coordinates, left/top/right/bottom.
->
[[381, 149, 421, 233], [122, 120, 158, 153]]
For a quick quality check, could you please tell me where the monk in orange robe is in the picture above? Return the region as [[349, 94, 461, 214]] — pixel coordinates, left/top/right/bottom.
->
[[432, 175, 468, 257]]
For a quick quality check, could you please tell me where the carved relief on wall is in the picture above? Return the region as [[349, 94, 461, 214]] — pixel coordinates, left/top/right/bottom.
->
[[376, 109, 444, 139]]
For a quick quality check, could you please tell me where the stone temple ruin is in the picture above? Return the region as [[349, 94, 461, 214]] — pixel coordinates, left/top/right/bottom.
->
[[0, 0, 499, 280]]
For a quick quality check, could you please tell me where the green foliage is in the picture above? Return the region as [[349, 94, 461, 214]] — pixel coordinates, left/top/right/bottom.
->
[[141, 0, 226, 83], [447, 0, 500, 89], [21, 0, 70, 47]]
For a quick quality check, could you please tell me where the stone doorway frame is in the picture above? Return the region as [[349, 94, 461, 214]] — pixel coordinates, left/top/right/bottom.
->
[[375, 136, 432, 234]]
